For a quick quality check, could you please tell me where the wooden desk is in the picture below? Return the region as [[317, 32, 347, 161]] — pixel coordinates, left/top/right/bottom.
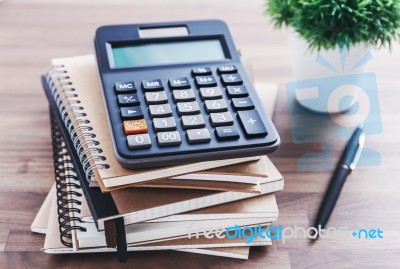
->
[[0, 0, 399, 268]]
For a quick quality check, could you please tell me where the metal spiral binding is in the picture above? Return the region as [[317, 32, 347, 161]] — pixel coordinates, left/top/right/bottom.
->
[[45, 65, 109, 183], [50, 111, 86, 248]]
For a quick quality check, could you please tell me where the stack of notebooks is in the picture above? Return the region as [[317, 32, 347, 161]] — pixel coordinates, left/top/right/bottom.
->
[[31, 55, 284, 262]]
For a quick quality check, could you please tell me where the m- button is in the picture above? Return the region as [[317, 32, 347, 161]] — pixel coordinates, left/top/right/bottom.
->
[[169, 77, 190, 89]]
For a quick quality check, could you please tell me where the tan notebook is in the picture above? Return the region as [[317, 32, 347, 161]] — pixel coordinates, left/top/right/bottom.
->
[[31, 186, 251, 259], [43, 191, 271, 254], [81, 157, 283, 230], [46, 55, 278, 192]]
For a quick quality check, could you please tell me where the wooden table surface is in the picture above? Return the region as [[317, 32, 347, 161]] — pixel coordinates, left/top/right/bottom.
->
[[1, 0, 400, 268]]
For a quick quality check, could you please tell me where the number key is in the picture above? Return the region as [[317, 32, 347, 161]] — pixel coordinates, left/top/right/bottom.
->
[[157, 131, 182, 146], [127, 134, 151, 149], [210, 112, 234, 126], [145, 91, 168, 104], [205, 99, 228, 113], [177, 101, 200, 115], [149, 104, 172, 118], [181, 114, 205, 129], [200, 87, 222, 100], [153, 117, 177, 131], [173, 89, 195, 102]]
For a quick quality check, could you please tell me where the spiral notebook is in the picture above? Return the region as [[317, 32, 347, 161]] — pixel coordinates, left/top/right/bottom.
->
[[43, 55, 279, 192], [31, 185, 251, 260], [40, 137, 271, 259], [45, 104, 282, 261]]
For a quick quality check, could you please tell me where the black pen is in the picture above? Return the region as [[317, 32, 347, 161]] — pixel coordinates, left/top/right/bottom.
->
[[313, 127, 365, 237]]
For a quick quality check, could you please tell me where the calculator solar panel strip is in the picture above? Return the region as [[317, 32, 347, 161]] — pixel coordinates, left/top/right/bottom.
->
[[94, 20, 280, 169]]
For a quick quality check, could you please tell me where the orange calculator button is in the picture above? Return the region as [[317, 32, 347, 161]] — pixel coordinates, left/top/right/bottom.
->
[[123, 119, 148, 135]]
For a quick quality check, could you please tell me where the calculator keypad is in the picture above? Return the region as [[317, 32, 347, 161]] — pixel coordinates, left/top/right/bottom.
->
[[115, 65, 269, 150]]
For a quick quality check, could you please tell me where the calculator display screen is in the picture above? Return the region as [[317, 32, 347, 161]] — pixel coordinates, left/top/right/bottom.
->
[[110, 39, 226, 68]]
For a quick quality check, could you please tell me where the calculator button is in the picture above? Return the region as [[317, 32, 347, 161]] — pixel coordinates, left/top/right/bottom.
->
[[186, 128, 211, 144], [127, 134, 151, 149], [226, 86, 248, 97], [215, 126, 240, 140], [237, 110, 268, 137], [169, 77, 191, 89], [232, 97, 255, 110], [200, 87, 223, 100], [115, 81, 136, 93], [117, 94, 140, 106], [177, 101, 200, 115], [205, 99, 228, 113], [195, 75, 217, 87], [192, 67, 212, 76], [149, 104, 172, 118], [153, 117, 177, 131], [221, 74, 243, 86], [157, 131, 182, 146], [123, 119, 148, 135], [173, 89, 196, 102], [217, 65, 237, 74], [142, 79, 164, 91], [120, 106, 143, 120], [145, 91, 168, 105], [210, 112, 234, 126], [181, 115, 205, 129]]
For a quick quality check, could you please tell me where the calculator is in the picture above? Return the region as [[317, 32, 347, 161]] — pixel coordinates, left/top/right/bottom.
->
[[94, 20, 280, 169]]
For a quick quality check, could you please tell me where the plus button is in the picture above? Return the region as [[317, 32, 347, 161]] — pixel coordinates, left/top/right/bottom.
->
[[247, 118, 256, 125]]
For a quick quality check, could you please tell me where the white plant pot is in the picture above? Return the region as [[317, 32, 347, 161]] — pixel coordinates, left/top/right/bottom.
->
[[289, 33, 371, 114]]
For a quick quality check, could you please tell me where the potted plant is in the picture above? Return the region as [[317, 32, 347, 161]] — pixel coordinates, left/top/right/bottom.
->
[[266, 0, 400, 113]]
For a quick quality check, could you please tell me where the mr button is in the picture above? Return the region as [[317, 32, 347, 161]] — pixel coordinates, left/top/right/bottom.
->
[[123, 119, 148, 135]]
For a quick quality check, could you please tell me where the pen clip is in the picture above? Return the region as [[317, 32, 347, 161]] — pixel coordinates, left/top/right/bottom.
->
[[349, 131, 365, 170]]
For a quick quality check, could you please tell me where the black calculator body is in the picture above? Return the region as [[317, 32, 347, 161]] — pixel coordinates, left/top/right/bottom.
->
[[94, 20, 280, 169]]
